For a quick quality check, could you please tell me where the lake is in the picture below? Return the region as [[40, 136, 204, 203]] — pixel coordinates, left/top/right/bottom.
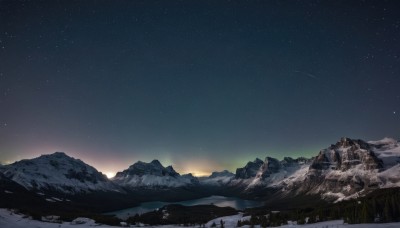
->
[[107, 195, 264, 219]]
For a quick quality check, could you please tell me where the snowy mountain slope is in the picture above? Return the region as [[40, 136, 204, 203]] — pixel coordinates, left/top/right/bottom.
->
[[0, 152, 120, 194], [0, 172, 23, 191], [200, 170, 235, 186], [0, 171, 33, 199], [310, 137, 383, 171], [230, 157, 312, 190], [235, 158, 264, 179], [369, 137, 400, 168], [279, 137, 400, 202], [226, 137, 400, 202], [113, 160, 199, 188]]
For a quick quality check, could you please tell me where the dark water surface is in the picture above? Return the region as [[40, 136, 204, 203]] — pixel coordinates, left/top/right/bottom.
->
[[107, 195, 264, 219]]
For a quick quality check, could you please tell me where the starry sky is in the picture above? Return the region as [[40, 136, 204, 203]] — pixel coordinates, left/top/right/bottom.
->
[[1, 0, 399, 177]]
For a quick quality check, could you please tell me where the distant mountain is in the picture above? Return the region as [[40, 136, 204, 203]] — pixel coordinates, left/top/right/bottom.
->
[[235, 158, 264, 179], [113, 160, 199, 188], [209, 170, 235, 178], [0, 152, 121, 194], [230, 156, 311, 190], [200, 170, 235, 186]]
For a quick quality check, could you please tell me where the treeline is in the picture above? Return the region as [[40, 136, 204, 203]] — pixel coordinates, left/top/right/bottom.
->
[[340, 187, 400, 224], [127, 204, 237, 226], [239, 187, 400, 227], [237, 211, 291, 227]]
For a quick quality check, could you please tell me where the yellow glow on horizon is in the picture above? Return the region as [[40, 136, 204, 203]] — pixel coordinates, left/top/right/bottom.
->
[[187, 170, 211, 177], [2, 160, 12, 165], [105, 172, 116, 179], [174, 158, 226, 177]]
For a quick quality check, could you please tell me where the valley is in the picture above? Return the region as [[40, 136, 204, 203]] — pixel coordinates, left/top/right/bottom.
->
[[1, 137, 400, 226]]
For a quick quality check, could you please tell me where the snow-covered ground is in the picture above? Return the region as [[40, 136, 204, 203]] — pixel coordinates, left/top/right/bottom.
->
[[0, 209, 109, 228], [279, 220, 400, 228], [2, 209, 400, 228]]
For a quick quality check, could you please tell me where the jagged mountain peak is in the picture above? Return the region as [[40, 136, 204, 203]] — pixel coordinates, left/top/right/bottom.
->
[[235, 155, 309, 180], [235, 158, 264, 179], [282, 137, 400, 202], [209, 170, 234, 178], [311, 137, 382, 171], [182, 173, 194, 177], [282, 157, 294, 162], [331, 137, 370, 150], [261, 157, 281, 175], [118, 160, 179, 178], [112, 159, 198, 188], [150, 159, 162, 166], [200, 170, 235, 186], [281, 157, 310, 166], [181, 173, 199, 184], [129, 159, 164, 167]]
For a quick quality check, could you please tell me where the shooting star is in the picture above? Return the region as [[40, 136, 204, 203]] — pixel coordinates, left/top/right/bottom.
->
[[293, 70, 318, 80]]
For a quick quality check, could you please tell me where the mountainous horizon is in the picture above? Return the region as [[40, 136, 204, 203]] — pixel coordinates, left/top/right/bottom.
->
[[1, 136, 399, 203], [2, 136, 398, 178]]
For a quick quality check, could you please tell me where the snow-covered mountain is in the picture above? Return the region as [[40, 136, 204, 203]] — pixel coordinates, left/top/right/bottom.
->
[[277, 137, 400, 202], [0, 171, 25, 193], [0, 152, 120, 194], [113, 160, 199, 188], [220, 137, 400, 202], [1, 137, 400, 202], [235, 158, 264, 179], [230, 156, 311, 190], [200, 170, 235, 186]]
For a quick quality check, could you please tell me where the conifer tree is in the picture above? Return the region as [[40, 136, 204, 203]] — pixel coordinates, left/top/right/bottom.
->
[[360, 201, 373, 223], [383, 197, 393, 222], [390, 195, 398, 221]]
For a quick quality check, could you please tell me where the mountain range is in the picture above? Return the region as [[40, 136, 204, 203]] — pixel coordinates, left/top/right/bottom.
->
[[1, 137, 400, 210]]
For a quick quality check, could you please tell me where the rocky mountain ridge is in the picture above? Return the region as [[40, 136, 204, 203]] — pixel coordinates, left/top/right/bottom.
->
[[113, 159, 199, 188], [1, 137, 399, 203], [279, 137, 400, 202]]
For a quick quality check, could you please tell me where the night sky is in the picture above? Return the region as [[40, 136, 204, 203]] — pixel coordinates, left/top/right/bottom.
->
[[1, 1, 400, 177]]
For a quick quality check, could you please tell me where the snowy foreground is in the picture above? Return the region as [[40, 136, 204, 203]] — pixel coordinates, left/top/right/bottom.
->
[[1, 209, 400, 228]]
